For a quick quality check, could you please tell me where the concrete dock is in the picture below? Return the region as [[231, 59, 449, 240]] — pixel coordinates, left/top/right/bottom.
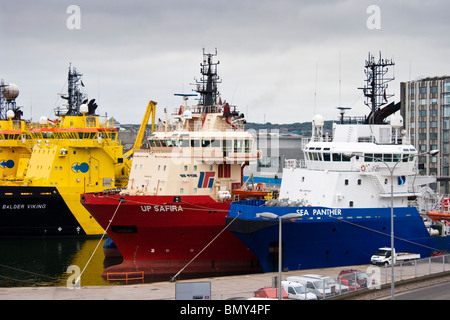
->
[[3, 262, 450, 300], [0, 265, 365, 300]]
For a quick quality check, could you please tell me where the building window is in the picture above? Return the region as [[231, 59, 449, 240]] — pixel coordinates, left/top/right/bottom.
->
[[419, 87, 427, 94], [444, 106, 450, 117], [444, 81, 450, 93], [345, 179, 349, 186]]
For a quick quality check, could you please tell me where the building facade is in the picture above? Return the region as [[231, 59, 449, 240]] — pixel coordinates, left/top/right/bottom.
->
[[401, 76, 450, 192]]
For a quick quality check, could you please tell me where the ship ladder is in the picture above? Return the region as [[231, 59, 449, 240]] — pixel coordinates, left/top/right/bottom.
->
[[370, 174, 385, 193]]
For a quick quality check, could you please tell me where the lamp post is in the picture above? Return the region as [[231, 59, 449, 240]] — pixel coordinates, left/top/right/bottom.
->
[[346, 149, 439, 300], [257, 212, 302, 300]]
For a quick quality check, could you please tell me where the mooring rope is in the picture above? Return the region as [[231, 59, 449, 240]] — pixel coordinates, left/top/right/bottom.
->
[[76, 198, 124, 286], [171, 211, 242, 282]]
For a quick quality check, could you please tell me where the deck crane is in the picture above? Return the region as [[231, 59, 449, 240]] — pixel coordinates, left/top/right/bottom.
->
[[115, 100, 156, 187]]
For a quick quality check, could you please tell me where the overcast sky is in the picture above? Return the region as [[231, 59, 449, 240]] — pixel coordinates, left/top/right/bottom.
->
[[1, 0, 449, 124]]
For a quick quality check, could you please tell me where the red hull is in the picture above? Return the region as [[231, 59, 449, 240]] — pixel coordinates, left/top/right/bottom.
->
[[81, 192, 261, 282]]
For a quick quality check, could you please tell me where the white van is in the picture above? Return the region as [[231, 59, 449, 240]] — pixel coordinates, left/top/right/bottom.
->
[[286, 276, 334, 299], [282, 281, 317, 300], [301, 274, 350, 294]]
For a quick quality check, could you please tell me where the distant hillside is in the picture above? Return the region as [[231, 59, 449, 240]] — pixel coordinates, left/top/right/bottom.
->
[[119, 120, 336, 137], [244, 120, 335, 136]]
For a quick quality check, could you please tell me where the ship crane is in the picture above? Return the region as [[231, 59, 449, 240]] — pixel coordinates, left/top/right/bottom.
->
[[122, 100, 156, 164]]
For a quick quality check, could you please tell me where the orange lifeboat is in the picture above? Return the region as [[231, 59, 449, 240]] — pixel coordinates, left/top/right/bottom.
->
[[232, 182, 269, 198], [427, 211, 450, 221]]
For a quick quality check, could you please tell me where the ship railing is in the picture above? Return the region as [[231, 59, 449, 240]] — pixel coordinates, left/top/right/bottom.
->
[[430, 194, 450, 213], [310, 136, 333, 143], [106, 271, 144, 285], [8, 120, 31, 131]]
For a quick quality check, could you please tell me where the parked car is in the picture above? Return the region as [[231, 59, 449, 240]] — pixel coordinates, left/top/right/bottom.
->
[[338, 269, 369, 289], [254, 287, 288, 299], [282, 281, 317, 300]]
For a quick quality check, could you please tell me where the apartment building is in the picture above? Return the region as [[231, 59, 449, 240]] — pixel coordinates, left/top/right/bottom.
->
[[401, 76, 450, 192]]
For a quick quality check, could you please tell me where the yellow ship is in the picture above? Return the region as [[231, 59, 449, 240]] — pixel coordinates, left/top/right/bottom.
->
[[0, 82, 34, 183], [0, 66, 154, 236]]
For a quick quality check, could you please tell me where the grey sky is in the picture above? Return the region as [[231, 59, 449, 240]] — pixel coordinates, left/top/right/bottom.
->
[[1, 0, 449, 124]]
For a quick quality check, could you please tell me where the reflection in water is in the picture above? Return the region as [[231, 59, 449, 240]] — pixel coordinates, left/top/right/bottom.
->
[[0, 238, 118, 287]]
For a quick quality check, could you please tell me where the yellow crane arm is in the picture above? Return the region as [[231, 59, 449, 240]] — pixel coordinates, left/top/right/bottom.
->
[[122, 100, 156, 160]]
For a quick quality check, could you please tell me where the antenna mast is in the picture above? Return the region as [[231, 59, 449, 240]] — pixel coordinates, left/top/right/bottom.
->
[[194, 48, 221, 108], [60, 64, 84, 116], [359, 52, 395, 116]]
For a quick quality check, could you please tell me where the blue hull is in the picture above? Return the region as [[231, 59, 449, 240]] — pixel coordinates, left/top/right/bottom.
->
[[227, 200, 450, 273]]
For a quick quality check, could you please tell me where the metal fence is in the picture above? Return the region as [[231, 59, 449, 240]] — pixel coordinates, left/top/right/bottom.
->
[[326, 253, 450, 299], [209, 253, 450, 300]]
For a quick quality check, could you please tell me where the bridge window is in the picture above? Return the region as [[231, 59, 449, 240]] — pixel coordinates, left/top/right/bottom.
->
[[211, 139, 220, 148], [179, 139, 189, 147], [202, 139, 211, 147], [234, 140, 243, 153], [244, 140, 252, 153]]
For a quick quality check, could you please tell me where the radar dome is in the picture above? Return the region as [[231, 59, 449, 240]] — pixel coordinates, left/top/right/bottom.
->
[[183, 109, 193, 119], [80, 104, 89, 114], [390, 114, 404, 129], [2, 83, 19, 101], [6, 110, 15, 119], [39, 116, 48, 125], [312, 114, 324, 127]]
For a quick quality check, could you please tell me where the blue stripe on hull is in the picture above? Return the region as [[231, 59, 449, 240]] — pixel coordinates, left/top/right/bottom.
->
[[228, 200, 450, 272]]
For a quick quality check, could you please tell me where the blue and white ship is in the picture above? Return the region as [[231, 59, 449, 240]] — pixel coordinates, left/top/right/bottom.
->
[[226, 53, 450, 272]]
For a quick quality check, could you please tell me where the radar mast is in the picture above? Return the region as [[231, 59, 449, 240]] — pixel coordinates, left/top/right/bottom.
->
[[193, 48, 222, 109], [359, 52, 395, 117]]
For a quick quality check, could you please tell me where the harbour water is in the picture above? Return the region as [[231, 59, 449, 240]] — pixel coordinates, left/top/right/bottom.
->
[[0, 238, 119, 287]]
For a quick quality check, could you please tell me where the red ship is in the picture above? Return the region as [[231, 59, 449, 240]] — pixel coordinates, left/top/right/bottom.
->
[[81, 50, 263, 281]]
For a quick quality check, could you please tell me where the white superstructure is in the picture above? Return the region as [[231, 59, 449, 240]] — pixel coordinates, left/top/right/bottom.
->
[[279, 115, 435, 209]]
